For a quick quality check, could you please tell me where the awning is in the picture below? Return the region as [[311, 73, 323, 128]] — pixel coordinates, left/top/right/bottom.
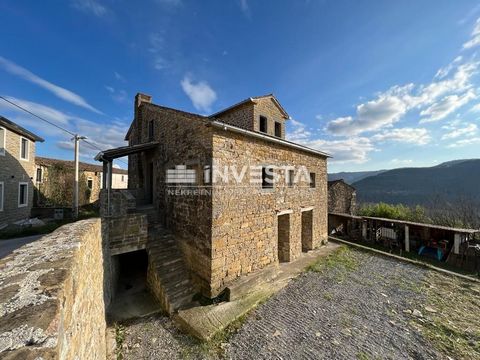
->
[[94, 142, 159, 162]]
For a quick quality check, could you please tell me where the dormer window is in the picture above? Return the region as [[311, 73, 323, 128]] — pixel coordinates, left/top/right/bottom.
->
[[259, 116, 268, 133], [275, 121, 282, 137]]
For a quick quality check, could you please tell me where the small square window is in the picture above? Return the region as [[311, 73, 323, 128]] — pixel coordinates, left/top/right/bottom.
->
[[259, 116, 268, 133], [262, 166, 274, 189], [275, 122, 282, 137], [18, 183, 28, 207], [287, 169, 294, 188], [20, 138, 29, 160], [310, 172, 316, 188]]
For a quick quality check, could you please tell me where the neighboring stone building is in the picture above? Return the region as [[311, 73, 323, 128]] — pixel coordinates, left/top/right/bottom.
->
[[328, 179, 356, 215], [34, 156, 128, 207], [97, 93, 329, 311], [0, 115, 44, 229]]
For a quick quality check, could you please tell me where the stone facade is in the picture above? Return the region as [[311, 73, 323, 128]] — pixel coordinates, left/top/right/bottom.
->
[[0, 117, 42, 228], [35, 157, 128, 208], [0, 219, 107, 359], [328, 179, 357, 215], [125, 93, 328, 298]]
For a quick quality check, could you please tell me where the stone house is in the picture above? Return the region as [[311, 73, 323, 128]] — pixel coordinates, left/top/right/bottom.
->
[[328, 179, 356, 215], [97, 93, 329, 310], [34, 156, 128, 207], [0, 115, 44, 229]]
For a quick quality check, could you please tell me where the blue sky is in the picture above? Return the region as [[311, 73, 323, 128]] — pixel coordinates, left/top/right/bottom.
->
[[1, 1, 480, 172]]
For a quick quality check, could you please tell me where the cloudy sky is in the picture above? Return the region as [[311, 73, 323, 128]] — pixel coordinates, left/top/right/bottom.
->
[[1, 1, 480, 172]]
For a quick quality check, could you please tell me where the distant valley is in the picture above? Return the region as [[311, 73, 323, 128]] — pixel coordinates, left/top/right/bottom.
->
[[329, 159, 480, 207]]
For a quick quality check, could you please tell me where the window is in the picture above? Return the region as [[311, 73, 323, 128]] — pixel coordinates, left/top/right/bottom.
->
[[18, 183, 28, 207], [262, 166, 274, 189], [87, 177, 93, 190], [0, 127, 5, 156], [20, 137, 29, 160], [148, 120, 154, 141], [36, 168, 43, 183], [121, 175, 125, 182], [310, 172, 316, 188], [0, 182, 4, 211], [287, 169, 294, 188], [275, 121, 282, 137], [259, 116, 268, 133]]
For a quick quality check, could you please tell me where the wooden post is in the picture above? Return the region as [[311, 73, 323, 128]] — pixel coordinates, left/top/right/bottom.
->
[[454, 233, 461, 255], [405, 225, 410, 252], [362, 221, 367, 240]]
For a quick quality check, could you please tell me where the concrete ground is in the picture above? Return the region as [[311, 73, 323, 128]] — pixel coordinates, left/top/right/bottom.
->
[[0, 235, 43, 259], [117, 246, 480, 360]]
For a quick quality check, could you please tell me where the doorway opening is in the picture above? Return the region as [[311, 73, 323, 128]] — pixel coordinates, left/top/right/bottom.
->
[[108, 249, 160, 322], [278, 214, 291, 262], [146, 161, 154, 204], [301, 210, 313, 252]]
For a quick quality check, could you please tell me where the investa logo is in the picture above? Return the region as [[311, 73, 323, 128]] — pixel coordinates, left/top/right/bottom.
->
[[166, 164, 311, 185]]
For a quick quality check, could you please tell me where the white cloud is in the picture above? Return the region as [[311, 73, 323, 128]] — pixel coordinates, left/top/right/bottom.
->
[[0, 56, 102, 114], [441, 123, 478, 140], [447, 137, 480, 148], [105, 86, 127, 103], [180, 75, 217, 112], [114, 71, 126, 82], [286, 119, 312, 142], [420, 90, 476, 123], [0, 96, 128, 159], [303, 137, 375, 164], [148, 33, 170, 71], [463, 17, 480, 49], [71, 0, 107, 17], [372, 128, 431, 145], [239, 0, 251, 17], [325, 59, 479, 135]]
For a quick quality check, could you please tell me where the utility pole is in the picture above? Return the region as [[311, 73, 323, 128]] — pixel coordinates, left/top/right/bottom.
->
[[72, 134, 86, 219]]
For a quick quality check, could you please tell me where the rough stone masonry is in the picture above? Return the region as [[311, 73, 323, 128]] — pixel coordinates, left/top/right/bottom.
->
[[0, 219, 107, 359]]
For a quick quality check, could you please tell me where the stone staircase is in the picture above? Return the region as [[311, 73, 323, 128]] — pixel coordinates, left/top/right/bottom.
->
[[146, 227, 197, 315]]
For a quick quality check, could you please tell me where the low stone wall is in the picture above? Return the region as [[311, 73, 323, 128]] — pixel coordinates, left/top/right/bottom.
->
[[0, 218, 107, 359], [104, 214, 148, 255]]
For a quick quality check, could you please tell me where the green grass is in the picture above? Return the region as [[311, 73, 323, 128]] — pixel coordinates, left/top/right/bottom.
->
[[307, 246, 359, 273], [410, 271, 480, 359], [114, 323, 126, 360]]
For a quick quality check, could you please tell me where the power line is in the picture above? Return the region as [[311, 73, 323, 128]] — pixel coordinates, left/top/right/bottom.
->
[[0, 95, 76, 136], [0, 95, 128, 166]]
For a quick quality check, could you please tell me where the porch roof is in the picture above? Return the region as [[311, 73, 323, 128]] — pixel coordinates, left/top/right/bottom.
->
[[94, 141, 159, 162]]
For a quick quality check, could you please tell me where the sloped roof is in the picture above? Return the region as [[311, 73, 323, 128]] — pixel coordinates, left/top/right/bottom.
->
[[36, 156, 128, 174], [209, 94, 290, 119], [328, 179, 356, 191], [0, 115, 44, 142]]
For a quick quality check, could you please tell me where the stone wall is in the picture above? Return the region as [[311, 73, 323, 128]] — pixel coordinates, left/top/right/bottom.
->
[[0, 219, 107, 359], [105, 214, 148, 255], [214, 102, 255, 131], [253, 97, 287, 138], [328, 180, 357, 215], [210, 129, 328, 296], [0, 128, 36, 227], [128, 102, 214, 294]]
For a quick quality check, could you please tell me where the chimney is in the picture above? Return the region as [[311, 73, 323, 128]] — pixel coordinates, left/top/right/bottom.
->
[[135, 93, 152, 114]]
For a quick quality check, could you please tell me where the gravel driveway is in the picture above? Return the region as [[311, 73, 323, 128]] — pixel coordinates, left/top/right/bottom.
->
[[118, 246, 478, 360]]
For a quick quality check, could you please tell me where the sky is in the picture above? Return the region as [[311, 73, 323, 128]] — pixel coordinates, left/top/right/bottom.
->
[[1, 1, 480, 173]]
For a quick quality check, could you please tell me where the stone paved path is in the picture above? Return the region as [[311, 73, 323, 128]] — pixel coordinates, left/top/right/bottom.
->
[[120, 248, 446, 360]]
